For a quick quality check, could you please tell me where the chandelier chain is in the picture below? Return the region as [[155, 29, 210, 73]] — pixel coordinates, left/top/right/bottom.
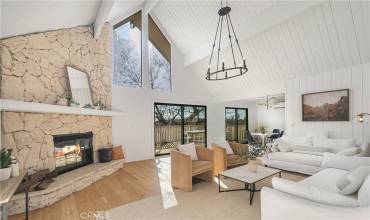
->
[[208, 16, 221, 69], [227, 13, 244, 59], [226, 14, 236, 68]]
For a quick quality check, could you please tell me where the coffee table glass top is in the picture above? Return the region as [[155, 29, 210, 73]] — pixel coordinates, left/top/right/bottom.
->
[[219, 165, 281, 184]]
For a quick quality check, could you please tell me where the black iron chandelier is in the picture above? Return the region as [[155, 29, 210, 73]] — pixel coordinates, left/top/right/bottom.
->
[[206, 1, 248, 81]]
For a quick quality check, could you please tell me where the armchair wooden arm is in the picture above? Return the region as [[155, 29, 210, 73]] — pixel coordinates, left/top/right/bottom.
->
[[171, 150, 192, 191], [211, 144, 227, 175]]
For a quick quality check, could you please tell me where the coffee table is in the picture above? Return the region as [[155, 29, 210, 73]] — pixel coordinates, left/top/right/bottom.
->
[[218, 165, 281, 205]]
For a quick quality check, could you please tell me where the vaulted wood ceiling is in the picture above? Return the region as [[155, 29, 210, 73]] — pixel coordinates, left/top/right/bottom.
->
[[2, 0, 369, 102], [151, 0, 370, 101]]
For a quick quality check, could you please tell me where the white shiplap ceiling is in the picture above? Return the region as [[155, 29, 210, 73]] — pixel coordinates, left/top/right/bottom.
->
[[1, 0, 369, 102], [0, 0, 101, 39], [150, 0, 370, 101]]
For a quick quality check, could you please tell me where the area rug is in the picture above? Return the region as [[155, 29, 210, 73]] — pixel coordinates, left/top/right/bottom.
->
[[106, 172, 305, 220]]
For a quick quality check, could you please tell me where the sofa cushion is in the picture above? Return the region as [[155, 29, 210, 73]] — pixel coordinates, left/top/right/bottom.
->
[[213, 141, 234, 155], [292, 150, 324, 156], [358, 173, 370, 206], [291, 145, 332, 153], [268, 152, 322, 167], [272, 177, 359, 207], [192, 160, 212, 175], [313, 138, 357, 153], [178, 143, 198, 160], [336, 166, 370, 195], [305, 131, 328, 138], [337, 147, 361, 156], [281, 136, 313, 147], [322, 153, 370, 171], [300, 168, 349, 193]]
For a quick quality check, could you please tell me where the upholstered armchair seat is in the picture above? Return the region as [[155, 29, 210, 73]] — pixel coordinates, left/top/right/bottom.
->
[[212, 142, 249, 175], [192, 160, 212, 175], [171, 146, 214, 191]]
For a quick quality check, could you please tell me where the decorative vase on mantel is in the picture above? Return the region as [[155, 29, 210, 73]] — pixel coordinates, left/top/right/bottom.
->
[[248, 159, 258, 173]]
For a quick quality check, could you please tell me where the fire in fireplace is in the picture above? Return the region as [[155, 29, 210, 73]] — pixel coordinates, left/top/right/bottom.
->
[[53, 132, 93, 175]]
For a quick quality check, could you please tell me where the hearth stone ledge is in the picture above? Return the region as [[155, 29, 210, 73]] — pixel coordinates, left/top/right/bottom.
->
[[8, 159, 124, 215]]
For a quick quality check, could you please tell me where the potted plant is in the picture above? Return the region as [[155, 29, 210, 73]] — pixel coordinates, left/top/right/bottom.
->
[[0, 149, 12, 181], [256, 124, 267, 134], [248, 144, 267, 172]]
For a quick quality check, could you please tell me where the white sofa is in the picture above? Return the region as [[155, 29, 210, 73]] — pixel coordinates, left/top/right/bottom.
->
[[261, 154, 370, 220], [261, 134, 370, 175]]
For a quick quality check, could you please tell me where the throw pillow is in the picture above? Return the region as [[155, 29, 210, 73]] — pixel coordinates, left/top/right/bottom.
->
[[213, 141, 234, 154], [290, 137, 313, 147], [178, 143, 198, 160], [272, 177, 359, 207], [336, 166, 370, 195], [358, 173, 370, 206], [313, 138, 357, 153], [359, 142, 370, 157], [321, 153, 370, 171], [275, 138, 292, 152], [337, 147, 361, 156], [112, 145, 124, 160]]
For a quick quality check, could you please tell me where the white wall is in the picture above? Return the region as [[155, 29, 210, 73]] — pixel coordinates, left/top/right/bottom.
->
[[285, 63, 370, 144], [207, 100, 257, 145], [112, 44, 211, 162], [256, 105, 285, 133]]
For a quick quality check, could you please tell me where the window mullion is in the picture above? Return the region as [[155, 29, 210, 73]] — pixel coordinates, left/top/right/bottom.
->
[[141, 12, 150, 90]]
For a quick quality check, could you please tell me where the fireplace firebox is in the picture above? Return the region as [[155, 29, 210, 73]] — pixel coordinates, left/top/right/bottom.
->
[[53, 132, 93, 175]]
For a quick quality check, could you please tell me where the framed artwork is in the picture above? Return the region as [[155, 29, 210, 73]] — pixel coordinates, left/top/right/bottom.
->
[[302, 89, 349, 121]]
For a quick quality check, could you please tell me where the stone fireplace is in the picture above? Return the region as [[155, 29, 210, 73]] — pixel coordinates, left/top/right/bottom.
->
[[54, 132, 94, 175], [0, 21, 122, 215]]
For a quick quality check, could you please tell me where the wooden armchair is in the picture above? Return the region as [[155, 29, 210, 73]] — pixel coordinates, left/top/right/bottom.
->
[[171, 146, 214, 192], [212, 142, 249, 175]]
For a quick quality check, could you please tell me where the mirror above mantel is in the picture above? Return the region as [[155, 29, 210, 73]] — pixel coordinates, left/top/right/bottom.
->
[[66, 67, 93, 108]]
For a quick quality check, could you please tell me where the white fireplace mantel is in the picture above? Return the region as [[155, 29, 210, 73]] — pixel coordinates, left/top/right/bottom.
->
[[0, 99, 124, 117]]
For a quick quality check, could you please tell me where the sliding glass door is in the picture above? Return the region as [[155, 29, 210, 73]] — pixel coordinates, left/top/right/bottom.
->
[[184, 106, 206, 146], [225, 107, 248, 143], [154, 103, 207, 156]]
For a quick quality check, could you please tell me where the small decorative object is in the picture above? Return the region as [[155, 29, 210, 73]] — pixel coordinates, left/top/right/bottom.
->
[[69, 97, 80, 107], [302, 89, 349, 121], [248, 144, 267, 172], [98, 148, 112, 163], [94, 100, 106, 110], [112, 145, 124, 160], [0, 149, 12, 181], [256, 125, 267, 134], [83, 103, 93, 109], [353, 113, 370, 124], [10, 155, 19, 177]]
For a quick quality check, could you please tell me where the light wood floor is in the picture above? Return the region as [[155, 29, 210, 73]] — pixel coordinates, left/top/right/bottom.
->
[[10, 159, 161, 220]]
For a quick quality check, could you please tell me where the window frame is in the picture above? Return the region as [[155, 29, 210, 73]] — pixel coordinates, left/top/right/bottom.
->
[[225, 107, 249, 143], [113, 10, 143, 88], [154, 102, 207, 156], [148, 15, 172, 92]]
